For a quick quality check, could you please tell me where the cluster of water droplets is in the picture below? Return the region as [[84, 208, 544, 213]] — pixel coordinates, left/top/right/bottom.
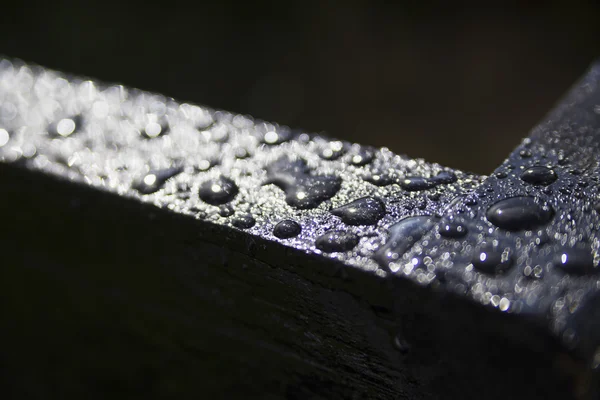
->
[[0, 59, 483, 270], [4, 58, 600, 360]]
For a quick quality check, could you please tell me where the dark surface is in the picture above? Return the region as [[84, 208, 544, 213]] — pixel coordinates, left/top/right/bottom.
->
[[0, 163, 574, 400], [2, 2, 600, 173]]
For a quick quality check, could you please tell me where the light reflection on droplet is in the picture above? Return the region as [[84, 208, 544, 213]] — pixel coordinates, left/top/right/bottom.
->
[[479, 253, 487, 262], [0, 129, 9, 147], [143, 174, 157, 186], [56, 118, 76, 137], [144, 121, 162, 138], [211, 184, 223, 193], [264, 131, 278, 144], [197, 159, 211, 171]]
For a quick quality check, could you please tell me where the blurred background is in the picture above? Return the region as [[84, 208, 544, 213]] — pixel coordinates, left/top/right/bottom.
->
[[2, 1, 599, 174]]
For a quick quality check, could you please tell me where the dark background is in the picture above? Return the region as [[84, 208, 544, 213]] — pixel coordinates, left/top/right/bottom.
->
[[2, 1, 599, 174]]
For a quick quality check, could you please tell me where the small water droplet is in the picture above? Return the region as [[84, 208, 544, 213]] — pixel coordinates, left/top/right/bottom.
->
[[49, 116, 81, 137], [315, 230, 359, 252], [553, 248, 597, 275], [263, 129, 291, 145], [349, 147, 375, 166], [464, 196, 478, 206], [364, 172, 395, 186], [319, 141, 346, 160], [273, 219, 301, 239], [557, 153, 569, 165], [232, 214, 256, 229], [373, 216, 438, 268], [392, 334, 410, 354], [219, 204, 234, 217], [234, 148, 251, 159], [472, 244, 513, 274], [132, 166, 183, 194], [0, 128, 10, 147], [199, 176, 239, 205], [438, 221, 468, 238], [520, 166, 557, 186], [495, 171, 508, 179], [519, 149, 532, 158], [400, 177, 435, 191], [486, 196, 554, 231], [265, 157, 341, 209], [142, 119, 169, 138], [330, 197, 385, 226]]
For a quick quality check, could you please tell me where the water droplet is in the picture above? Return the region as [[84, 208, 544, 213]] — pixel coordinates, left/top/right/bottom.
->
[[234, 148, 251, 159], [438, 221, 468, 238], [464, 196, 478, 206], [472, 244, 513, 274], [373, 216, 438, 267], [219, 205, 234, 217], [553, 248, 597, 275], [519, 149, 532, 158], [142, 119, 169, 138], [392, 334, 410, 354], [495, 171, 508, 179], [273, 219, 301, 239], [265, 157, 341, 209], [132, 166, 183, 194], [364, 171, 395, 186], [0, 128, 10, 147], [430, 171, 457, 184], [49, 116, 81, 137], [232, 214, 256, 229], [319, 141, 346, 160], [400, 177, 435, 191], [348, 147, 375, 166], [330, 197, 385, 226], [486, 196, 554, 231], [520, 166, 557, 186], [199, 176, 239, 205], [315, 230, 359, 252], [195, 159, 215, 172], [263, 129, 291, 145]]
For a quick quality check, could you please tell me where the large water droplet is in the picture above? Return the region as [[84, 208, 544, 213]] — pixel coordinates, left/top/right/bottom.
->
[[486, 196, 554, 231], [553, 248, 597, 275], [232, 214, 256, 229], [400, 177, 435, 191], [331, 197, 385, 226], [472, 244, 513, 274], [265, 157, 341, 209], [273, 219, 301, 239], [132, 166, 183, 194], [199, 176, 239, 205], [520, 166, 557, 186], [373, 216, 438, 267], [430, 171, 457, 184], [315, 230, 359, 252], [438, 221, 468, 238]]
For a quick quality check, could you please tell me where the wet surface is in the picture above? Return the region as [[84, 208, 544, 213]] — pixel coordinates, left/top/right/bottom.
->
[[2, 58, 600, 373]]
